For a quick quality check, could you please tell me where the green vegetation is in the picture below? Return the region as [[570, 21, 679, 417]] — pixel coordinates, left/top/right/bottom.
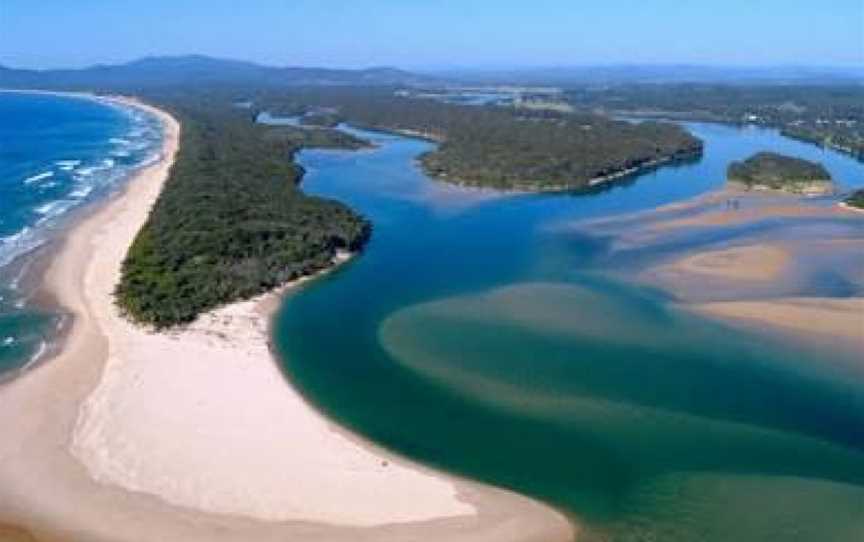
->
[[264, 124, 371, 150], [780, 123, 864, 160], [116, 95, 370, 328], [254, 87, 703, 190], [298, 111, 342, 128], [727, 152, 833, 193], [844, 189, 864, 209], [111, 84, 702, 325], [565, 84, 864, 160]]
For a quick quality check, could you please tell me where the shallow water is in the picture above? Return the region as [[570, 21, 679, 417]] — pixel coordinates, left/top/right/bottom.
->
[[274, 121, 864, 540], [0, 92, 162, 374]]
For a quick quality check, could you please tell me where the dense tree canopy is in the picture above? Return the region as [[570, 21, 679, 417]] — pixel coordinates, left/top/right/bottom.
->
[[253, 87, 703, 190], [844, 189, 864, 209], [565, 84, 864, 160], [116, 95, 370, 327], [727, 152, 832, 189]]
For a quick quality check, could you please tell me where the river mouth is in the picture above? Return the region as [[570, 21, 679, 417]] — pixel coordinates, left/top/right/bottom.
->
[[274, 121, 864, 540]]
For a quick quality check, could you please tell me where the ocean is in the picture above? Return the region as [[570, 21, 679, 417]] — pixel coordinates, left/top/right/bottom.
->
[[0, 91, 162, 375]]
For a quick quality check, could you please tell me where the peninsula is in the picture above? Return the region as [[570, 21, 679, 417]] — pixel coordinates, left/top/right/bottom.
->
[[0, 94, 572, 542], [255, 87, 704, 191]]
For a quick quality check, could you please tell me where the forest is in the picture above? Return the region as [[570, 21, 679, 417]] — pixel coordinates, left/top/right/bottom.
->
[[115, 92, 370, 327], [564, 83, 864, 160], [845, 189, 864, 209], [253, 87, 703, 189], [114, 85, 703, 325]]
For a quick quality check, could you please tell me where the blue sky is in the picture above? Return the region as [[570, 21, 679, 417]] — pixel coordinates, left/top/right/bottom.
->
[[2, 0, 862, 69]]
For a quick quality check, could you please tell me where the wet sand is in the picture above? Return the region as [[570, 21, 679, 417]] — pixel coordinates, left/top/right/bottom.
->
[[576, 187, 864, 354], [692, 297, 863, 348], [0, 97, 573, 542], [656, 193, 863, 352], [655, 244, 791, 282]]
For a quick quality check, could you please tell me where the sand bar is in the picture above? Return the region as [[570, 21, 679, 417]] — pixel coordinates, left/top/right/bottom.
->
[[693, 297, 864, 353], [0, 96, 573, 542], [656, 244, 791, 282]]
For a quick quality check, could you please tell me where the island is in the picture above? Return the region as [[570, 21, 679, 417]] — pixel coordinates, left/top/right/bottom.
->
[[844, 189, 864, 210], [727, 152, 834, 195]]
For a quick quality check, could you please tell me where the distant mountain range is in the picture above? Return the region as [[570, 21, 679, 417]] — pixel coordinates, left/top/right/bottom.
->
[[1, 56, 860, 90], [435, 65, 864, 86], [0, 55, 438, 89]]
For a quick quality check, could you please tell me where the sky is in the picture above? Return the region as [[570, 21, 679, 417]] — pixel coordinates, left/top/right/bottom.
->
[[2, 0, 862, 69]]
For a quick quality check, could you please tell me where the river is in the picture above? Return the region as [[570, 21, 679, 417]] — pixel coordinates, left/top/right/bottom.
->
[[272, 120, 864, 540]]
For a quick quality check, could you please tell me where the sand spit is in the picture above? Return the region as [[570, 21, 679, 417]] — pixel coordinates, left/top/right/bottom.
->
[[0, 96, 573, 542]]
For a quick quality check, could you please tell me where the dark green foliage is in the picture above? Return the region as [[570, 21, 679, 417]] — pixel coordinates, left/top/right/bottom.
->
[[299, 112, 342, 128], [727, 152, 831, 188], [254, 87, 703, 190], [263, 125, 371, 150], [115, 96, 370, 328], [565, 84, 864, 160], [845, 189, 864, 209]]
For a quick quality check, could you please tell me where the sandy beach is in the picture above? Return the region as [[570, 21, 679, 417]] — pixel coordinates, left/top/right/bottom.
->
[[0, 97, 573, 542]]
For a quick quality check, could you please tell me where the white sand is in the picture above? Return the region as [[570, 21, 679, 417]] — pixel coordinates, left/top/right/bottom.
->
[[71, 288, 475, 525], [0, 96, 573, 542]]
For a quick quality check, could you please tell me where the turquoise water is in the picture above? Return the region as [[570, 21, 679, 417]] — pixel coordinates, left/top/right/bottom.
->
[[274, 122, 864, 540], [0, 92, 162, 374]]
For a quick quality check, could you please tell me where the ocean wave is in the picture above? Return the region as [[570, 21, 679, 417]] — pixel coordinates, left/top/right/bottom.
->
[[69, 185, 94, 199], [23, 171, 54, 185], [1, 100, 162, 276], [0, 227, 44, 269], [34, 199, 75, 217], [55, 160, 82, 171]]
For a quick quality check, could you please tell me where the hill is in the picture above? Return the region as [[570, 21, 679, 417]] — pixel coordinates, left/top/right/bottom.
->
[[0, 55, 437, 90]]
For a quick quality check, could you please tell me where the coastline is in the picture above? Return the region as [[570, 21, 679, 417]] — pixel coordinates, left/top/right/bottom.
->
[[0, 95, 573, 541]]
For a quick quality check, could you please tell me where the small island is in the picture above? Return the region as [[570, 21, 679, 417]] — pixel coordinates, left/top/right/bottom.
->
[[727, 152, 834, 195], [844, 189, 864, 210]]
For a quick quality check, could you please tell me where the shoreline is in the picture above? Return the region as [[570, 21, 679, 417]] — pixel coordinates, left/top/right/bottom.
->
[[0, 94, 573, 541], [0, 88, 165, 381]]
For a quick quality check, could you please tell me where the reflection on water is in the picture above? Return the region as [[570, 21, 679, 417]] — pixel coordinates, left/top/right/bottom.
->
[[275, 121, 864, 540]]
